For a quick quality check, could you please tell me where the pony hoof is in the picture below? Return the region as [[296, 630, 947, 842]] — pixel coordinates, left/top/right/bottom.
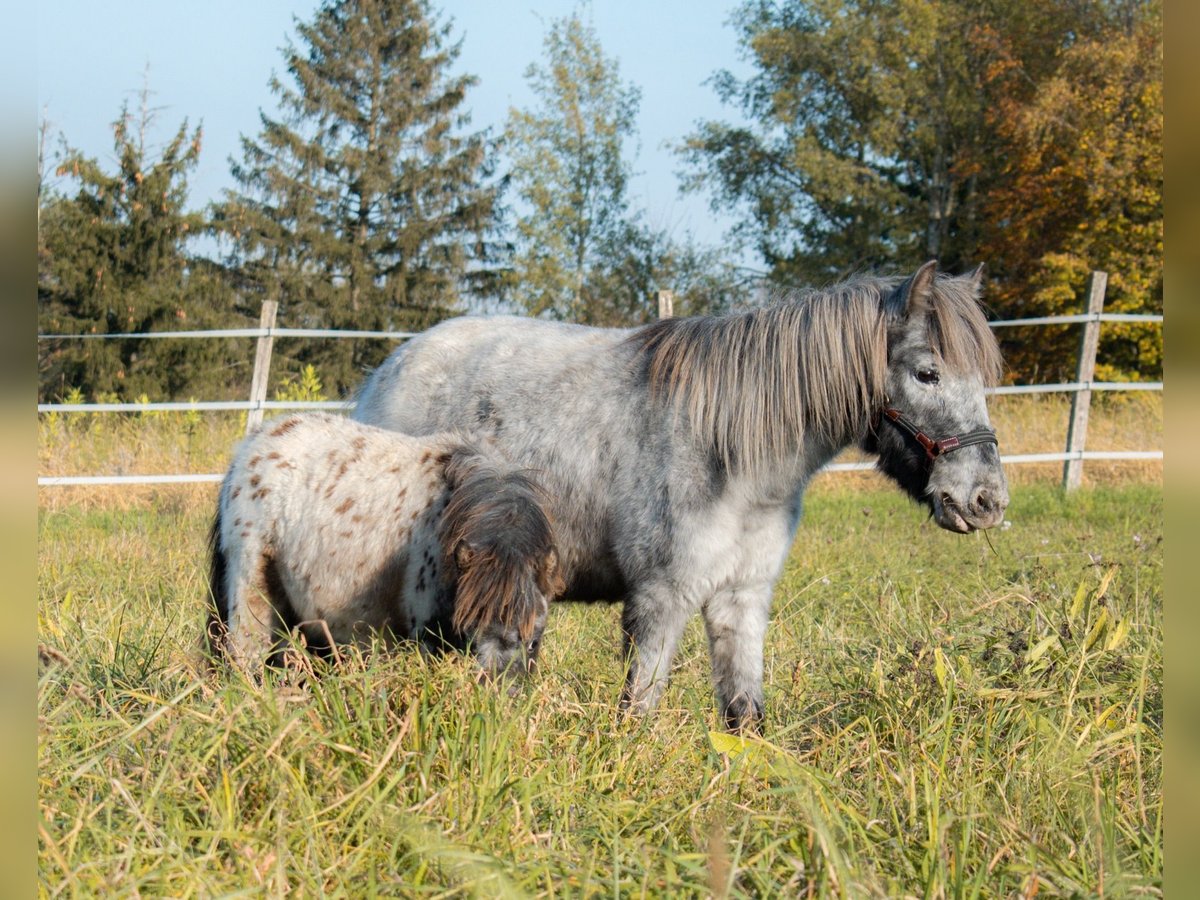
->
[[722, 697, 764, 734]]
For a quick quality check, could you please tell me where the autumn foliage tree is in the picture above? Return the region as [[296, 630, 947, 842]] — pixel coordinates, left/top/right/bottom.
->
[[681, 0, 1002, 284], [977, 1, 1162, 381], [684, 0, 1162, 380]]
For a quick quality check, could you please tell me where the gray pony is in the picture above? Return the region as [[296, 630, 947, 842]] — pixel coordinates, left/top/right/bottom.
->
[[352, 261, 1008, 730]]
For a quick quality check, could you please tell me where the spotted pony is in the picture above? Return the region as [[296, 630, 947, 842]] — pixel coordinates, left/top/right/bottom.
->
[[206, 413, 563, 677]]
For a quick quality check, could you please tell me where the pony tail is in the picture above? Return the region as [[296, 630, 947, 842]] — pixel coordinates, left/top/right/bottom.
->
[[204, 509, 229, 661]]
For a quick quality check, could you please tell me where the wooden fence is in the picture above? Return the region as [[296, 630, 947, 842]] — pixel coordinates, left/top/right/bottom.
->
[[37, 273, 1162, 489]]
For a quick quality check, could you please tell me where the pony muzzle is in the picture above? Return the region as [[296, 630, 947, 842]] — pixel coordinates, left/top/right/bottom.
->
[[932, 483, 1008, 533]]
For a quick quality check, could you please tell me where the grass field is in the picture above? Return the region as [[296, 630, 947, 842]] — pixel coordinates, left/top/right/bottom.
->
[[38, 398, 1163, 896]]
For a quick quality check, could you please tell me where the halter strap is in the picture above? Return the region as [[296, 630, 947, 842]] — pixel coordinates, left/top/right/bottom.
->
[[882, 407, 998, 463]]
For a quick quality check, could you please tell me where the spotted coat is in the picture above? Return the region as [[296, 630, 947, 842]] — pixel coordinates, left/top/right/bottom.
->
[[207, 412, 560, 676]]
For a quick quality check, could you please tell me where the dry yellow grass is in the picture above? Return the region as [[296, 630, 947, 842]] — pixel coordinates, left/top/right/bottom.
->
[[38, 393, 1161, 510]]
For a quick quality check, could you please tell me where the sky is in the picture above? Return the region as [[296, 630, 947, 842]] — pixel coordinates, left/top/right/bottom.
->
[[37, 0, 756, 265]]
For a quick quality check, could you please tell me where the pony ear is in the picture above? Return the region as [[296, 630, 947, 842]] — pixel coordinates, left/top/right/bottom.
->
[[888, 259, 938, 320], [968, 262, 985, 288], [455, 539, 475, 570], [440, 446, 472, 489], [540, 547, 564, 596]]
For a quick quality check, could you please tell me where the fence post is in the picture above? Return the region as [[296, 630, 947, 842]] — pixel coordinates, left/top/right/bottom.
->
[[245, 300, 278, 434], [657, 290, 674, 319], [1062, 271, 1107, 491]]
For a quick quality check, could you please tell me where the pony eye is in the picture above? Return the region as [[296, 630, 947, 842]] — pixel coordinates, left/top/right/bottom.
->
[[916, 368, 940, 385]]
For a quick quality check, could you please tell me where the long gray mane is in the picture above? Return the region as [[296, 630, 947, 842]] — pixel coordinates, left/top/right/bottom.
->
[[628, 273, 1003, 474]]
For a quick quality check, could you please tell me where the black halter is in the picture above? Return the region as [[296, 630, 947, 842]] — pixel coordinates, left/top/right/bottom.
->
[[881, 407, 998, 463]]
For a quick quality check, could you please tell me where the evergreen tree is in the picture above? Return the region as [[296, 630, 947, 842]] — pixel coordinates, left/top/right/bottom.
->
[[504, 12, 642, 323], [216, 0, 502, 394], [38, 93, 244, 401]]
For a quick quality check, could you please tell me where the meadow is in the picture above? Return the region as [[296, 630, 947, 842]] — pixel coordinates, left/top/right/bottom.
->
[[38, 394, 1163, 896]]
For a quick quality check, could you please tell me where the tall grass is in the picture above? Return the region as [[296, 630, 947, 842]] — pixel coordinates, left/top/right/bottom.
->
[[38, 396, 1163, 895]]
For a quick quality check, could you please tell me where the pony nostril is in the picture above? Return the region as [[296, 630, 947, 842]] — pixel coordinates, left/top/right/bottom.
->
[[974, 488, 1002, 515]]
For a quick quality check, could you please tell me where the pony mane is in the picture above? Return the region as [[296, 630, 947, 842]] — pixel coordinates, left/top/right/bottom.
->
[[438, 443, 556, 642], [628, 272, 1002, 474]]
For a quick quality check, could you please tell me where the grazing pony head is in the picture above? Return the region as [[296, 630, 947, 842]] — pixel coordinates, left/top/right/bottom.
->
[[864, 261, 1008, 532], [438, 444, 564, 677]]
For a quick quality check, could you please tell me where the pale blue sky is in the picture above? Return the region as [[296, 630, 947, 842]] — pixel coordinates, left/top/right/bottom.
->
[[38, 1, 756, 264]]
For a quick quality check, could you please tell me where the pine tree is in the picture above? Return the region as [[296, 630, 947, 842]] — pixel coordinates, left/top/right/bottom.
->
[[216, 0, 502, 394], [38, 90, 244, 401]]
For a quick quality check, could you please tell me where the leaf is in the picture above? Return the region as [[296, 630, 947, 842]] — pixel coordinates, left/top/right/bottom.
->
[[871, 655, 885, 695], [1068, 578, 1088, 621], [1094, 703, 1122, 730], [1104, 617, 1131, 652], [708, 731, 751, 756], [933, 647, 948, 691], [1026, 634, 1061, 664], [1094, 566, 1118, 604], [1083, 607, 1110, 652]]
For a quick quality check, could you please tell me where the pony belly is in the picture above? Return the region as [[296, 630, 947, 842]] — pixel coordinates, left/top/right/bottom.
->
[[277, 549, 414, 647]]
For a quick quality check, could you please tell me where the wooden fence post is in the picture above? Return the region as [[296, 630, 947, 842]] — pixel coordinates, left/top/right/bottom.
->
[[245, 300, 278, 434], [1062, 271, 1107, 491], [657, 290, 674, 319]]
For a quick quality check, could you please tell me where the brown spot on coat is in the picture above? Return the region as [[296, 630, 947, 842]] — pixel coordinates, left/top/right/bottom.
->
[[249, 475, 261, 488], [252, 488, 270, 501], [248, 455, 261, 468], [231, 486, 241, 499], [334, 498, 355, 515], [270, 418, 298, 437], [267, 452, 281, 460]]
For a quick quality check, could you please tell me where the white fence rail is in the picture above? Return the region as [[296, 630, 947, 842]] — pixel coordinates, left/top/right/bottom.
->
[[37, 271, 1163, 489]]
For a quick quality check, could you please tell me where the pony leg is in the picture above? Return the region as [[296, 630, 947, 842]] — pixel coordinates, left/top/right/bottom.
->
[[619, 588, 694, 716], [702, 585, 771, 732], [224, 552, 281, 672]]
